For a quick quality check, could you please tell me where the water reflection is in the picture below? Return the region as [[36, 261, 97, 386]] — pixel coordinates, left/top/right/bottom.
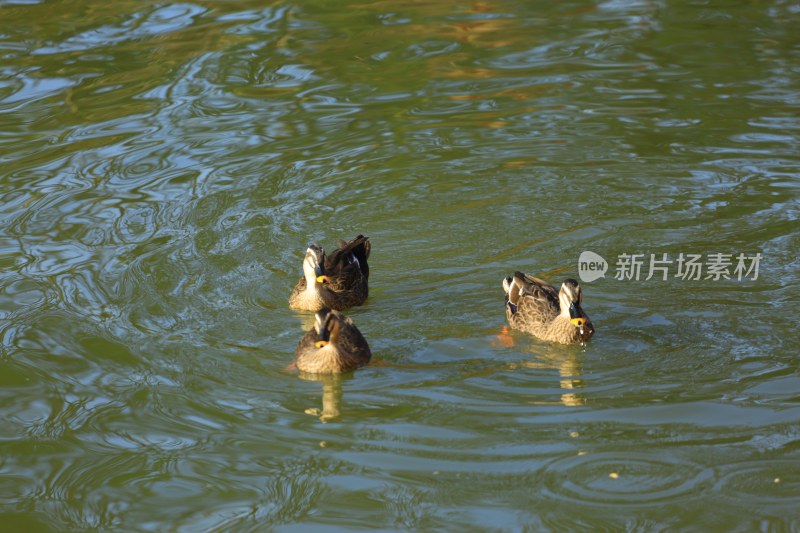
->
[[524, 347, 587, 408], [298, 372, 343, 422], [497, 327, 586, 407]]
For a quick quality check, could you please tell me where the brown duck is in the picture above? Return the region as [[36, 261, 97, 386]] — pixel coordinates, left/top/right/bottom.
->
[[294, 309, 372, 373], [289, 235, 370, 311], [502, 272, 594, 344]]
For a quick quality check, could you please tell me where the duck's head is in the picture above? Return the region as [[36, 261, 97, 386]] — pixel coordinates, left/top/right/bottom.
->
[[559, 279, 592, 336], [304, 245, 330, 284], [502, 275, 521, 314], [313, 309, 342, 348]]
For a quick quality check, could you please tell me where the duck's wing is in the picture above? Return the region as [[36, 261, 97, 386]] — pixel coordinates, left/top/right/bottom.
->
[[514, 272, 560, 311], [339, 316, 372, 363], [294, 326, 317, 358]]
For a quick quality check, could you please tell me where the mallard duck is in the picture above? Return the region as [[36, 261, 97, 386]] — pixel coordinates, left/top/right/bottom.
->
[[289, 235, 370, 311], [294, 309, 372, 373], [502, 272, 594, 344]]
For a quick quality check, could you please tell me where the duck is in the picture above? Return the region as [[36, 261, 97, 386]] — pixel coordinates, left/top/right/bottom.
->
[[289, 235, 370, 311], [294, 309, 372, 373], [502, 272, 594, 344]]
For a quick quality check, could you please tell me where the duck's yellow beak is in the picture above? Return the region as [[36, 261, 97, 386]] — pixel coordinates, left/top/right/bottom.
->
[[570, 317, 586, 327], [313, 263, 328, 284], [315, 340, 329, 348]]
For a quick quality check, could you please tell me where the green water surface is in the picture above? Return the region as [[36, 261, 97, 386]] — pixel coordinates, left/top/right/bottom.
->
[[1, 0, 799, 530]]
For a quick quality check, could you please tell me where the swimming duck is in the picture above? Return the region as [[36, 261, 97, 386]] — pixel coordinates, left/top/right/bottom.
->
[[502, 272, 594, 344], [294, 309, 372, 373], [289, 235, 370, 311]]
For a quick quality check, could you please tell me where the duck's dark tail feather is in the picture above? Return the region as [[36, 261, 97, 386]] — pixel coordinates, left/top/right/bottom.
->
[[329, 235, 370, 277]]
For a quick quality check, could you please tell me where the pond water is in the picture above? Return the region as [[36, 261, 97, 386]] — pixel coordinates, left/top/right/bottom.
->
[[1, 0, 799, 530]]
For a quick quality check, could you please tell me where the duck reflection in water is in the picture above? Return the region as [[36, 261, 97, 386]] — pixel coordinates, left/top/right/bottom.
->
[[297, 372, 344, 422], [495, 326, 587, 407]]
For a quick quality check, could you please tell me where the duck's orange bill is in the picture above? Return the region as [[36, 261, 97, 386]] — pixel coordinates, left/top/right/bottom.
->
[[316, 275, 331, 284], [315, 340, 329, 348], [570, 318, 586, 327]]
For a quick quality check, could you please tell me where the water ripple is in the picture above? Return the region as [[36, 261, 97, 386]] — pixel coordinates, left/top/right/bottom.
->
[[539, 451, 713, 506], [33, 4, 208, 56], [714, 460, 800, 510]]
